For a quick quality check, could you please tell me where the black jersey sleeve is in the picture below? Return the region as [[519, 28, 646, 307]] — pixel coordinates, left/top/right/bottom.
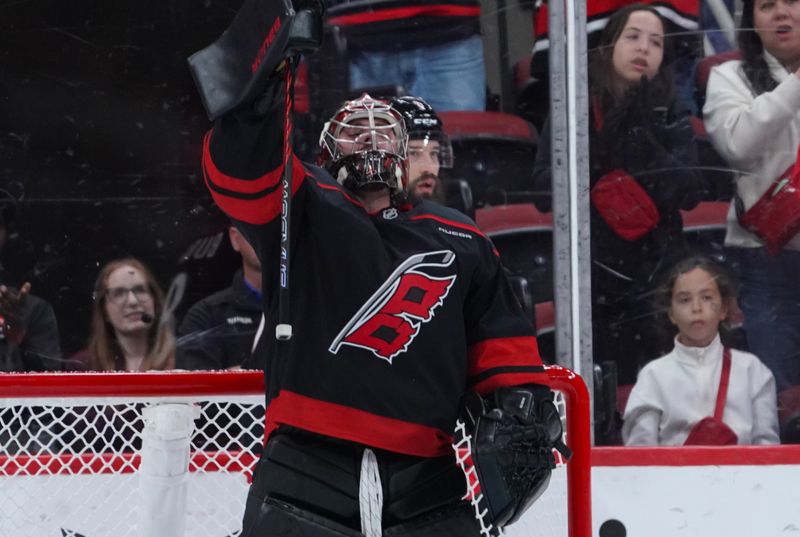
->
[[201, 74, 308, 229], [201, 72, 311, 297], [463, 232, 549, 395]]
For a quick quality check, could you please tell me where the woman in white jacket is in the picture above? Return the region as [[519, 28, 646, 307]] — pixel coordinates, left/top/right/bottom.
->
[[703, 0, 800, 393]]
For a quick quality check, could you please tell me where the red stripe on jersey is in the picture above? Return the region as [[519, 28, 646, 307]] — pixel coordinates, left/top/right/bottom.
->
[[472, 371, 550, 396], [329, 5, 480, 26], [264, 390, 453, 457], [203, 131, 286, 195], [202, 133, 306, 225], [314, 179, 365, 208], [468, 336, 542, 375], [409, 214, 499, 256]]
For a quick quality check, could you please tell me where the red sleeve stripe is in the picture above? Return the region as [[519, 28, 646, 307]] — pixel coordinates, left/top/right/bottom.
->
[[468, 336, 543, 375], [471, 371, 551, 396], [313, 178, 365, 208], [263, 390, 453, 458], [329, 5, 480, 26], [203, 130, 293, 195], [204, 152, 307, 225], [409, 214, 499, 256]]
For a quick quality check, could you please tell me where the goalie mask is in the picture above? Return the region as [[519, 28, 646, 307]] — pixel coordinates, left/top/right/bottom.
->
[[319, 94, 409, 194]]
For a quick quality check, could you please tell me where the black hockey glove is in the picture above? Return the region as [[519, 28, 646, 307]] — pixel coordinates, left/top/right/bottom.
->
[[453, 385, 571, 536], [188, 0, 325, 120]]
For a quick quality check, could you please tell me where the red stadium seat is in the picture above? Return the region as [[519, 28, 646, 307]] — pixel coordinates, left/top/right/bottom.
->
[[475, 202, 552, 234], [680, 200, 730, 233], [440, 111, 538, 144], [617, 384, 634, 417], [534, 301, 555, 364], [439, 111, 540, 208], [694, 50, 741, 113], [476, 203, 554, 305], [779, 386, 800, 444]]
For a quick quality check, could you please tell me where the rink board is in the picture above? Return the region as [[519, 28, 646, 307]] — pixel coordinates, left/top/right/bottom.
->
[[592, 446, 800, 537], [0, 468, 568, 537]]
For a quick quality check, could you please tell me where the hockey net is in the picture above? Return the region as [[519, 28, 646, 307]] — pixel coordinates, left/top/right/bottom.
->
[[0, 367, 590, 537]]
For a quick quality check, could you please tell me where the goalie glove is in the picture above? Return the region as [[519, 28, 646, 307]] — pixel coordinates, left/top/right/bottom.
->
[[188, 0, 325, 120], [453, 385, 571, 536]]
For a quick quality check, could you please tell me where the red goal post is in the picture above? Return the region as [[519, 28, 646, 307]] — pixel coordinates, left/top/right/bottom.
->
[[0, 366, 590, 537]]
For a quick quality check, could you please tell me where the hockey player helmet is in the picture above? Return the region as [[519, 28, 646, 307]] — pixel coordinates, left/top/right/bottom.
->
[[390, 96, 453, 169], [319, 94, 409, 194]]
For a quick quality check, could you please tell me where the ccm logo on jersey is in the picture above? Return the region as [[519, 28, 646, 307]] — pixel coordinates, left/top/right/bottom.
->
[[329, 250, 457, 363]]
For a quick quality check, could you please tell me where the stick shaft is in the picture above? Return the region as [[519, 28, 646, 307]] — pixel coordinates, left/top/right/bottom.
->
[[276, 58, 296, 341]]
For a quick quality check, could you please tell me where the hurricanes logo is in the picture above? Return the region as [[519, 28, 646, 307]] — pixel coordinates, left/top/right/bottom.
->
[[329, 250, 457, 363]]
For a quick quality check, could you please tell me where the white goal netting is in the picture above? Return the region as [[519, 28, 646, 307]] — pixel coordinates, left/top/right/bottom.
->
[[0, 368, 589, 537]]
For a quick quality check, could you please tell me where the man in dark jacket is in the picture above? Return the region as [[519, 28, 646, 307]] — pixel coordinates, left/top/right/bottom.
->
[[0, 197, 61, 372], [176, 226, 263, 370]]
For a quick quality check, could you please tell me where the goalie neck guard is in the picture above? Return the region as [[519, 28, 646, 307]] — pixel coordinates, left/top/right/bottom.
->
[[319, 94, 409, 195]]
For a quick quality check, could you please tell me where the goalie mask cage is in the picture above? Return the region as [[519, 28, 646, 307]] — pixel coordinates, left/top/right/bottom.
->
[[0, 366, 590, 537]]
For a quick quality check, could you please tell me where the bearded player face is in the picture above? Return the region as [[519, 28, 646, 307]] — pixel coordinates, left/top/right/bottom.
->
[[406, 138, 442, 200]]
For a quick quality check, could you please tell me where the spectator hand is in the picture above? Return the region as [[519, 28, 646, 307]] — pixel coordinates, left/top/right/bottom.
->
[[0, 282, 31, 346]]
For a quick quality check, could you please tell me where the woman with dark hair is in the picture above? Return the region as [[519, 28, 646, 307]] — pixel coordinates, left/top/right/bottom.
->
[[75, 258, 175, 371], [533, 3, 700, 385], [703, 0, 800, 393]]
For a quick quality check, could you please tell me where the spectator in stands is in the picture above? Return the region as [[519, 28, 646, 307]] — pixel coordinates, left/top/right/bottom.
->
[[703, 0, 800, 393], [525, 0, 703, 127], [0, 194, 61, 372], [74, 258, 175, 371], [533, 3, 701, 384], [176, 226, 263, 370], [326, 0, 486, 111], [390, 96, 454, 203], [623, 256, 779, 445]]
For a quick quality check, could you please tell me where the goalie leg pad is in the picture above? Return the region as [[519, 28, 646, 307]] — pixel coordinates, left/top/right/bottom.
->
[[243, 431, 362, 530], [242, 497, 365, 537]]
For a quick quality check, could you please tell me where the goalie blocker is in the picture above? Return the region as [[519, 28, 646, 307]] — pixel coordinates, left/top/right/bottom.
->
[[454, 384, 572, 536], [188, 0, 324, 120]]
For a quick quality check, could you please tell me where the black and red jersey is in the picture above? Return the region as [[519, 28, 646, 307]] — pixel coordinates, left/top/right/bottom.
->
[[202, 96, 547, 459], [326, 0, 481, 48]]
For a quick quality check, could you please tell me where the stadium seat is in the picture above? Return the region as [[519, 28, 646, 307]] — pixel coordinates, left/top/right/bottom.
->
[[475, 203, 554, 305], [681, 200, 730, 260], [534, 301, 555, 364], [694, 50, 741, 112], [779, 386, 800, 444], [439, 111, 540, 208]]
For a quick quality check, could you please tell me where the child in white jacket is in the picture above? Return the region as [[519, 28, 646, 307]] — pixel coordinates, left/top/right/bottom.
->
[[623, 256, 779, 445]]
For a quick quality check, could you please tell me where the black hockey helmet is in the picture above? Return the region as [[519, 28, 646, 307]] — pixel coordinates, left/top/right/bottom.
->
[[318, 94, 409, 194], [390, 96, 453, 168]]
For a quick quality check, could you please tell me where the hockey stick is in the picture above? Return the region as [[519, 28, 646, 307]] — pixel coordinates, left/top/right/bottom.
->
[[276, 55, 298, 341]]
